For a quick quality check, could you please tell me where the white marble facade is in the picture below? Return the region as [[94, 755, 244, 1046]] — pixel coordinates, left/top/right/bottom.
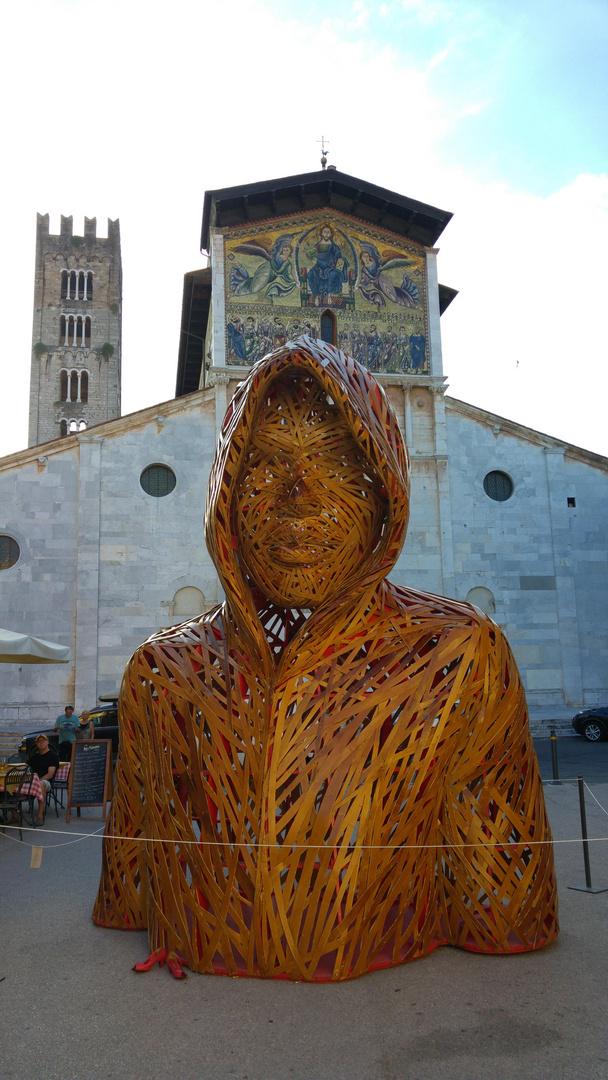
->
[[1, 370, 606, 730]]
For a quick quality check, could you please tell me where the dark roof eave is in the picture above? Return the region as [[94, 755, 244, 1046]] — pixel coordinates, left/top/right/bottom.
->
[[175, 267, 211, 398], [201, 169, 452, 251]]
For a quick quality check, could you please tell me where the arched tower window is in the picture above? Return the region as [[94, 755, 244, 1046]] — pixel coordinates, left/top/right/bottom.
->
[[320, 309, 336, 346], [79, 420, 87, 431], [69, 419, 78, 433], [59, 271, 94, 302], [60, 315, 92, 347], [60, 419, 68, 437], [61, 369, 88, 402]]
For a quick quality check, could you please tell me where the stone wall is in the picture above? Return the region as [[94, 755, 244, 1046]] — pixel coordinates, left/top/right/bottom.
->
[[1, 376, 606, 733], [1, 389, 217, 728], [445, 401, 608, 717]]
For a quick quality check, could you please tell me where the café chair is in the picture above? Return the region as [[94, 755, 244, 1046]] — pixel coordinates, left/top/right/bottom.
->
[[0, 767, 35, 840], [47, 772, 69, 816]]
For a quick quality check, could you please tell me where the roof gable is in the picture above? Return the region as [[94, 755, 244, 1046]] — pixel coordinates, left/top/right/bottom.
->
[[202, 168, 452, 251]]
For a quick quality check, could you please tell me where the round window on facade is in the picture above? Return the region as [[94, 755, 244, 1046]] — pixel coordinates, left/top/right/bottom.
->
[[140, 464, 176, 498], [483, 470, 513, 502], [0, 535, 20, 570]]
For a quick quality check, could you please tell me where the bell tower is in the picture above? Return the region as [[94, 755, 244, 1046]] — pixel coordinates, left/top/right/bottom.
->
[[28, 214, 122, 446]]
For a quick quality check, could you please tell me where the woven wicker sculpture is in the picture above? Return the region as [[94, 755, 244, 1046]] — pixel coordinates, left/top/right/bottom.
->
[[93, 337, 558, 980]]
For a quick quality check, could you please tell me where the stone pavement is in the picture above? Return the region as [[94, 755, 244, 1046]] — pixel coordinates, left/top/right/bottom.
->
[[1, 779, 607, 1080]]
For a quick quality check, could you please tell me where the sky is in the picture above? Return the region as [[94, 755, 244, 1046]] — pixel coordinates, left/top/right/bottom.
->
[[1, 0, 606, 458]]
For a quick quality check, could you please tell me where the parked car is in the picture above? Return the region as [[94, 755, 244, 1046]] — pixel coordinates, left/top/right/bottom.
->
[[88, 694, 119, 754], [19, 694, 120, 759], [572, 707, 608, 742]]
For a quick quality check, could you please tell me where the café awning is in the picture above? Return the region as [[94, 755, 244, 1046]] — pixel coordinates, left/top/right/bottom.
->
[[0, 628, 72, 664]]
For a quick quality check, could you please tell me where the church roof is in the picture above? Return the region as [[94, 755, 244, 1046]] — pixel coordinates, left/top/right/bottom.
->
[[175, 267, 211, 397], [201, 168, 453, 251]]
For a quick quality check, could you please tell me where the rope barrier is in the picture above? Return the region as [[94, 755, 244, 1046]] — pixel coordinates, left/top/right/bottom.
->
[[583, 781, 608, 819], [2, 822, 608, 851], [2, 778, 607, 852]]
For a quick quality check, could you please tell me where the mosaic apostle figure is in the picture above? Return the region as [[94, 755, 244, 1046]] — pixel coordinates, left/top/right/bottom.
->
[[94, 337, 558, 981]]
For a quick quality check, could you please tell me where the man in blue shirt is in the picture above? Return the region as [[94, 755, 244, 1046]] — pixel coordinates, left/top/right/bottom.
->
[[54, 705, 79, 761]]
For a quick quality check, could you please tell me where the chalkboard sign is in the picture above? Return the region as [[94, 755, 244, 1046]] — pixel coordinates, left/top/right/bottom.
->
[[66, 740, 113, 822]]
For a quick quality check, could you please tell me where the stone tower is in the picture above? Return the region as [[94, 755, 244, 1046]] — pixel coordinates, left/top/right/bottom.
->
[[28, 214, 122, 446]]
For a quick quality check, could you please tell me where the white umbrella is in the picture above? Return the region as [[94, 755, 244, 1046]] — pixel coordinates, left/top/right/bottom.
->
[[0, 628, 71, 664]]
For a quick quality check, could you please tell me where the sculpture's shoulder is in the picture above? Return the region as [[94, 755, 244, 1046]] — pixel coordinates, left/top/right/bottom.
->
[[126, 606, 226, 674], [384, 581, 500, 642]]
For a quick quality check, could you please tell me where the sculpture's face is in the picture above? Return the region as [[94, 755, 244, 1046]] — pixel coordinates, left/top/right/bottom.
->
[[236, 375, 385, 608]]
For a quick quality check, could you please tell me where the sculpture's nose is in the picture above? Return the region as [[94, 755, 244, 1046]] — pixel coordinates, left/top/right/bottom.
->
[[281, 468, 321, 518], [288, 475, 306, 500]]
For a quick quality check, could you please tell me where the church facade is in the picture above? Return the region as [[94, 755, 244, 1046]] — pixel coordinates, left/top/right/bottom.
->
[[1, 169, 606, 730]]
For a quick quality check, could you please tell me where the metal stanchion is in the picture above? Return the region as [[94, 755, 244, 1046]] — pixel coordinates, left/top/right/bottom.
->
[[568, 776, 608, 894], [549, 727, 560, 783]]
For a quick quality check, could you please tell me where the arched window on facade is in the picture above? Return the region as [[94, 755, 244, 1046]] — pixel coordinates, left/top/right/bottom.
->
[[320, 309, 337, 345], [69, 419, 78, 433], [79, 420, 87, 431], [172, 587, 205, 620], [61, 270, 68, 300], [60, 419, 68, 437], [80, 370, 88, 403], [60, 370, 69, 402], [466, 587, 496, 615], [69, 371, 79, 401]]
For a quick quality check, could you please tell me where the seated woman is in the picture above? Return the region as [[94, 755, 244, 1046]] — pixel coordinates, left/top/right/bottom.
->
[[93, 338, 558, 981]]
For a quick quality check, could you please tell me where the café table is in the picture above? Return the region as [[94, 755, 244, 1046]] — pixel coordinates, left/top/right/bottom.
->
[[0, 762, 40, 828], [0, 761, 71, 819]]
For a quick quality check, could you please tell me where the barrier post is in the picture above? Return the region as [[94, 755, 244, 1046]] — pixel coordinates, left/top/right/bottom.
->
[[568, 776, 608, 894], [550, 728, 559, 782]]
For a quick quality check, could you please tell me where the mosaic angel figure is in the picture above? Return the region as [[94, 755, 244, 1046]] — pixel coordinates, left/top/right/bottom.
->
[[358, 242, 420, 309], [229, 234, 297, 298]]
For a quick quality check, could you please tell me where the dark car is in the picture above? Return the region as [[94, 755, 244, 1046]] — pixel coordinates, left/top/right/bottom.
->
[[572, 707, 608, 742], [19, 694, 120, 759], [88, 694, 119, 753]]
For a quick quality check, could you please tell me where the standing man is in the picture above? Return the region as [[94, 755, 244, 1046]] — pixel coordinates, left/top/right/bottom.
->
[[28, 734, 59, 826], [54, 705, 79, 761]]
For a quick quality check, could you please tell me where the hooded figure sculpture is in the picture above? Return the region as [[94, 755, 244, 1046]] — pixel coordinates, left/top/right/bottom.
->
[[93, 337, 558, 981]]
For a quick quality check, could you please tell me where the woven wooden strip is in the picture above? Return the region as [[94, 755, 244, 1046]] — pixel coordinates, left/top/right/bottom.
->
[[93, 337, 558, 979]]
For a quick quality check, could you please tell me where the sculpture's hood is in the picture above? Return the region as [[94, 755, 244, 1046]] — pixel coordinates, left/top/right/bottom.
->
[[205, 337, 410, 654]]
